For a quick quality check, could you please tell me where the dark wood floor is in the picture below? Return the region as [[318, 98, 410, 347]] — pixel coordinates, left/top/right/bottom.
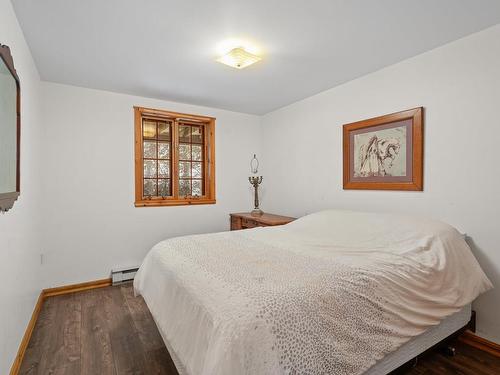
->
[[20, 284, 500, 375], [398, 341, 500, 375], [20, 284, 178, 375]]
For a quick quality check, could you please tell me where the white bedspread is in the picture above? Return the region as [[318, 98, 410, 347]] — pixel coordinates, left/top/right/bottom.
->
[[134, 210, 492, 375]]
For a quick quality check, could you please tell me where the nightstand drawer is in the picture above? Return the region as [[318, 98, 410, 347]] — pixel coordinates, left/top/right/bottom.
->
[[242, 218, 259, 228], [231, 216, 242, 230]]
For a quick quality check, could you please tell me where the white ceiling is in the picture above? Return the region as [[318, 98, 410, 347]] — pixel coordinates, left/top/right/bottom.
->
[[11, 0, 500, 114]]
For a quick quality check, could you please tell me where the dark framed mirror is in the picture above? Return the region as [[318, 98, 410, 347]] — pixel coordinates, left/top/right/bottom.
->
[[0, 44, 20, 213]]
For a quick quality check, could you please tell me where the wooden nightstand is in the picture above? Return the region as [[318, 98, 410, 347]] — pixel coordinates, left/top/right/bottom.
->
[[230, 212, 296, 230]]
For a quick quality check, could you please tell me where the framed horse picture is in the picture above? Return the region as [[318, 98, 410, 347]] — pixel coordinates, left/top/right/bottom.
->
[[343, 107, 423, 191]]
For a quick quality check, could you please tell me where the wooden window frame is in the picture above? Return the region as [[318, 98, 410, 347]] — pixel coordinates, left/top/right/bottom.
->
[[134, 106, 216, 207]]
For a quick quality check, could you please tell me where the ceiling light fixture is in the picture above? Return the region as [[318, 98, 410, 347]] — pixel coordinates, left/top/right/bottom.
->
[[216, 47, 261, 69]]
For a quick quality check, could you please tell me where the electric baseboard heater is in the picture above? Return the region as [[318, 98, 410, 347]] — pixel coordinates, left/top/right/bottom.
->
[[111, 266, 139, 285]]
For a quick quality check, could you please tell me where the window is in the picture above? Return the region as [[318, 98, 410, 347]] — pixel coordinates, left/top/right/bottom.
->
[[134, 107, 215, 207]]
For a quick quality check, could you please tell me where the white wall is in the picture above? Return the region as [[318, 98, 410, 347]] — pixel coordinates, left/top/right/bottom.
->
[[0, 0, 43, 372], [261, 25, 500, 343], [40, 82, 261, 287]]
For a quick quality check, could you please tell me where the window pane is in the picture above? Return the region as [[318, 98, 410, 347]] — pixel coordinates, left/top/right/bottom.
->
[[158, 160, 170, 178], [143, 141, 157, 158], [158, 179, 170, 196], [179, 144, 191, 160], [192, 126, 203, 143], [192, 145, 202, 161], [179, 161, 191, 178], [143, 120, 156, 139], [144, 160, 157, 178], [192, 162, 202, 178], [158, 142, 170, 159], [158, 122, 171, 140], [192, 179, 202, 196], [179, 179, 191, 196], [179, 125, 191, 143], [143, 179, 156, 196]]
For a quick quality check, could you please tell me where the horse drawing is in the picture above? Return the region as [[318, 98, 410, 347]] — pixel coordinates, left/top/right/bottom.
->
[[357, 136, 401, 177]]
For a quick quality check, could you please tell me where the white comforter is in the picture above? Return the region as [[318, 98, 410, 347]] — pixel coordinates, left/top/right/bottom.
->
[[134, 210, 492, 375]]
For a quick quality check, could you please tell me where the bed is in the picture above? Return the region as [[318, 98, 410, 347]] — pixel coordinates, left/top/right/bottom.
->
[[134, 210, 492, 375]]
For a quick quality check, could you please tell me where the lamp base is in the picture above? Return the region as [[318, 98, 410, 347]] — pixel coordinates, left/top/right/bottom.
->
[[251, 209, 264, 217]]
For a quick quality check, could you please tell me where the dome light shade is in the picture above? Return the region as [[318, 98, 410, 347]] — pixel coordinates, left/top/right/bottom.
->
[[216, 47, 261, 69]]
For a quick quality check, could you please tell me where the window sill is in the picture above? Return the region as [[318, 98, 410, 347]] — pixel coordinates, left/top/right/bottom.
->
[[134, 198, 216, 207]]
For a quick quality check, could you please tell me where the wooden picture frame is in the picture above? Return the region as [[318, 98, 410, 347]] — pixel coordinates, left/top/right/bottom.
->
[[343, 107, 423, 191]]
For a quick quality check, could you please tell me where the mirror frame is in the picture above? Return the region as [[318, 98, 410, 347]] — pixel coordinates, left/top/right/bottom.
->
[[0, 44, 20, 212]]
